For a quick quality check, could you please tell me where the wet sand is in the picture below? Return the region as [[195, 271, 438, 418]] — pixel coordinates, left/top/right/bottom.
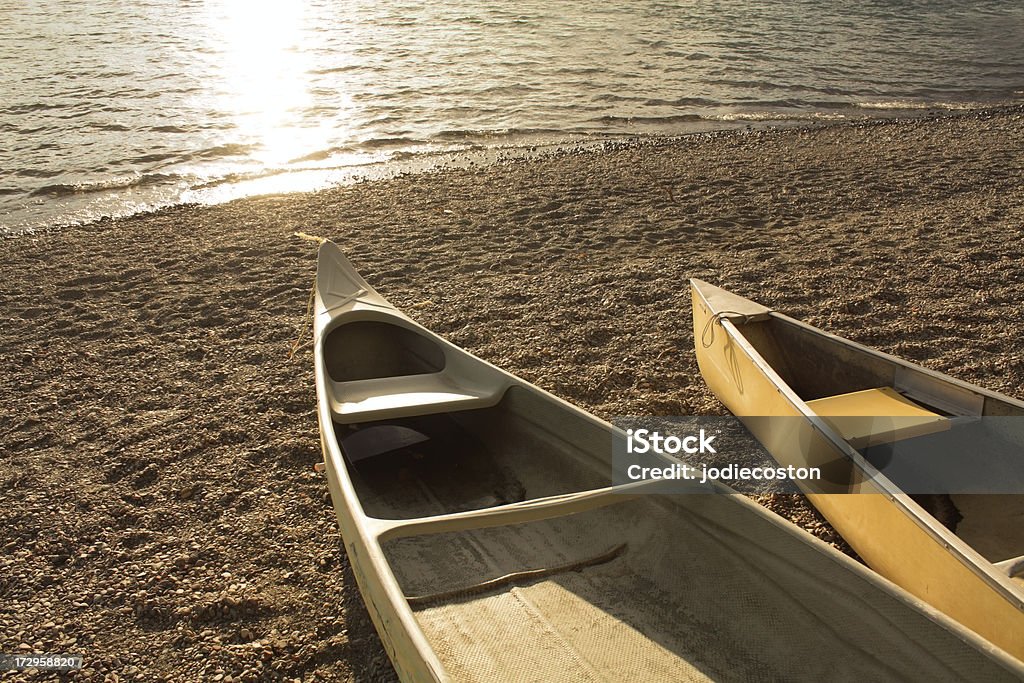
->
[[2, 106, 1023, 681]]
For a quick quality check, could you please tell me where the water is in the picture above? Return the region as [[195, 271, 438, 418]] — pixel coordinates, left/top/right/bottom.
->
[[2, 0, 1023, 234]]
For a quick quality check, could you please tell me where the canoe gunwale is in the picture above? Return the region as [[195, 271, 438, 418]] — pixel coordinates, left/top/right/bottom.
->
[[315, 330, 450, 682], [718, 316, 905, 494]]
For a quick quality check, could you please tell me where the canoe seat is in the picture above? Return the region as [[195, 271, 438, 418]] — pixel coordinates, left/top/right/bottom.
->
[[329, 372, 505, 424], [806, 387, 949, 449]]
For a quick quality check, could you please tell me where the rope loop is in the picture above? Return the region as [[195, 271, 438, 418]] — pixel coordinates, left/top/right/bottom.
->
[[700, 310, 753, 348]]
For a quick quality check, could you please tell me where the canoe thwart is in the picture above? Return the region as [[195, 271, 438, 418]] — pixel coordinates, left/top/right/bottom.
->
[[329, 373, 506, 424], [807, 387, 949, 449]]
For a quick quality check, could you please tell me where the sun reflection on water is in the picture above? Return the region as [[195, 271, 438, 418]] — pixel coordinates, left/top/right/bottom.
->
[[202, 0, 345, 169]]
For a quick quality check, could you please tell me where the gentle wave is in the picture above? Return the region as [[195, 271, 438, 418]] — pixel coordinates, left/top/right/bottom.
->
[[360, 136, 428, 149], [434, 127, 569, 141], [596, 114, 707, 125], [28, 173, 179, 198], [3, 0, 1024, 232], [716, 111, 848, 122], [854, 100, 987, 111]]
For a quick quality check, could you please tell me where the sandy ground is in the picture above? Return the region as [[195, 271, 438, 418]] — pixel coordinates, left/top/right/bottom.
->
[[2, 106, 1024, 682]]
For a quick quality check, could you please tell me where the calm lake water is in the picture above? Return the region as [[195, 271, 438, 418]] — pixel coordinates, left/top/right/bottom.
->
[[2, 0, 1023, 233]]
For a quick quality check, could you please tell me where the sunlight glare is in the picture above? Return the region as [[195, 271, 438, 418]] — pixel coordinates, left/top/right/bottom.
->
[[205, 0, 325, 167]]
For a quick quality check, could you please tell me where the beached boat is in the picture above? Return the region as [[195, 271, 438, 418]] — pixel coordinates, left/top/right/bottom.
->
[[691, 278, 1024, 662], [313, 240, 1024, 681]]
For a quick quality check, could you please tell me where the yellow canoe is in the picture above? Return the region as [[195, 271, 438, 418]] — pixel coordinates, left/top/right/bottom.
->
[[313, 241, 1024, 681], [691, 278, 1024, 662]]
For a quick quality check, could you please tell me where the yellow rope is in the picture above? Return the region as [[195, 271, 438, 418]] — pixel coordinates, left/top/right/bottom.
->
[[289, 274, 317, 359], [700, 309, 754, 348], [293, 231, 328, 244], [289, 231, 329, 359]]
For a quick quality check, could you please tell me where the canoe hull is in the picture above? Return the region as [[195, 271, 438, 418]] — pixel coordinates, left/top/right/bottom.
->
[[692, 279, 1024, 661]]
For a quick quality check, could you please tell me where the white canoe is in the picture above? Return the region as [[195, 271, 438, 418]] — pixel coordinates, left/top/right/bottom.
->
[[313, 241, 1024, 681], [691, 278, 1024, 662]]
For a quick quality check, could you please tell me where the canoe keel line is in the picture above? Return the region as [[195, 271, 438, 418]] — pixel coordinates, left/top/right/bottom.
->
[[313, 241, 1024, 680]]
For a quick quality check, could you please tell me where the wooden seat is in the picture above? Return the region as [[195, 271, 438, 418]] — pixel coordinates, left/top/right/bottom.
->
[[807, 387, 949, 449]]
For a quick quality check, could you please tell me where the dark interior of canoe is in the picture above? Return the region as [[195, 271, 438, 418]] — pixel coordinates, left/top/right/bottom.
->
[[332, 388, 610, 519], [320, 318, 1021, 681], [733, 314, 1024, 572]]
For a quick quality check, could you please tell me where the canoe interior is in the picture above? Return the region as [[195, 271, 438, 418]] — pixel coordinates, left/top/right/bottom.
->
[[379, 494, 1011, 682], [953, 495, 1024, 570], [335, 386, 611, 520], [739, 317, 903, 403], [735, 315, 1024, 566], [324, 320, 446, 382]]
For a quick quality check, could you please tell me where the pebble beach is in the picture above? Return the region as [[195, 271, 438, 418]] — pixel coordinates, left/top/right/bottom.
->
[[2, 107, 1024, 681]]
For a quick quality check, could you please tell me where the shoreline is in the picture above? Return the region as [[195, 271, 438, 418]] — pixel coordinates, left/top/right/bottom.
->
[[2, 106, 1023, 680], [6, 103, 1023, 240]]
